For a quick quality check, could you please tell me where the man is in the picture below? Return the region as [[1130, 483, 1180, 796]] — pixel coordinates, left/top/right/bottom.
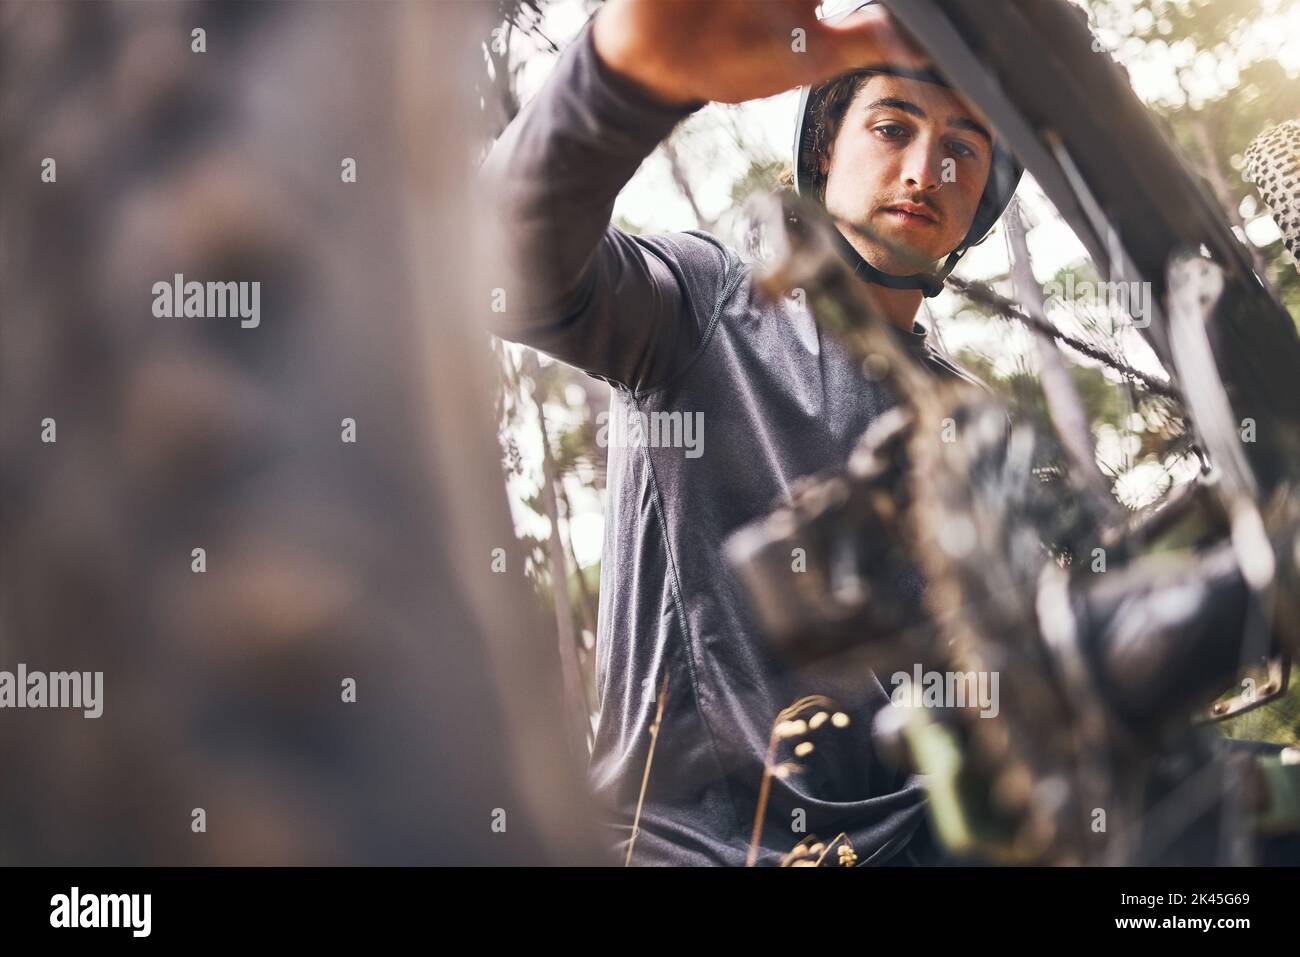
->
[[480, 0, 1021, 865]]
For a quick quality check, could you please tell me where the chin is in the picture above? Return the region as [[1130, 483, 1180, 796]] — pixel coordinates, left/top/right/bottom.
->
[[864, 242, 940, 276]]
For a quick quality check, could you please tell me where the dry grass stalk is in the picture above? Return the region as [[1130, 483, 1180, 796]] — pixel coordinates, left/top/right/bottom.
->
[[624, 672, 670, 866]]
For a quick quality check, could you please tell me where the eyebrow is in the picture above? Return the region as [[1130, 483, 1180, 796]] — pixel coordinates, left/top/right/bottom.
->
[[864, 97, 993, 145]]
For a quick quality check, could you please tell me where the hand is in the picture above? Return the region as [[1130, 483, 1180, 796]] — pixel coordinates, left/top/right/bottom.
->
[[591, 0, 929, 109]]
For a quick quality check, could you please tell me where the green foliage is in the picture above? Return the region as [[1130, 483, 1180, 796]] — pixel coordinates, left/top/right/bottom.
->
[[613, 214, 643, 236], [1090, 0, 1300, 316], [1217, 666, 1300, 746], [729, 157, 787, 206]]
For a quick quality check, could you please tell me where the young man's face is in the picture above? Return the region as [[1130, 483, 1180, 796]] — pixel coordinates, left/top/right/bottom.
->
[[821, 73, 994, 276]]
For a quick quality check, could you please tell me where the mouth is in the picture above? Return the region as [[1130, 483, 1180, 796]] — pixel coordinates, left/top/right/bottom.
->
[[880, 205, 940, 226]]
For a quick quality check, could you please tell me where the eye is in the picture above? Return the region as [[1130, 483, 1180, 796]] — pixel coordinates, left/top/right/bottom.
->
[[948, 139, 977, 159], [874, 123, 909, 141]]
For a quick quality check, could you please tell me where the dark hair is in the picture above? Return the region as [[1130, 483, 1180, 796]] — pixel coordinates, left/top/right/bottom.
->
[[798, 70, 878, 202]]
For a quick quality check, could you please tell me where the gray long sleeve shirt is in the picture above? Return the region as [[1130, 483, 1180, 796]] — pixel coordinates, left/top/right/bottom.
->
[[480, 17, 971, 866]]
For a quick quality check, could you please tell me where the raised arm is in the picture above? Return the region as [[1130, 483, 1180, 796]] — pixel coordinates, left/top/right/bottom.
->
[[478, 0, 925, 391], [479, 18, 713, 391]]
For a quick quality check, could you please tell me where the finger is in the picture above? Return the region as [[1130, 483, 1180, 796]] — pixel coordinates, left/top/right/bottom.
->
[[817, 7, 930, 73], [751, 0, 836, 97], [782, 0, 826, 20]]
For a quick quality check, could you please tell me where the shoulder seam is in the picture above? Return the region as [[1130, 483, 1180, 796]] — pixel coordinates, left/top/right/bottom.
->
[[631, 241, 746, 401]]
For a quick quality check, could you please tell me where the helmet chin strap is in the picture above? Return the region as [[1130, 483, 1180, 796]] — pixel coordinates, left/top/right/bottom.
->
[[828, 223, 959, 299]]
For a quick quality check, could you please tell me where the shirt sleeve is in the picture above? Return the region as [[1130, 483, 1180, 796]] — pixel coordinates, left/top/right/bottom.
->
[[477, 16, 735, 393]]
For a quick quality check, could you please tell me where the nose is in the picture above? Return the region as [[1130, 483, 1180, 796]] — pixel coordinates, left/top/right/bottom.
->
[[900, 134, 945, 194]]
